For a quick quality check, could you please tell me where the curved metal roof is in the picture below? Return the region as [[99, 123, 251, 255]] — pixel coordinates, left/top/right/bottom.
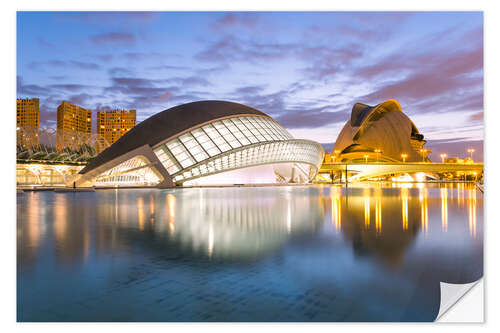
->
[[81, 100, 269, 173]]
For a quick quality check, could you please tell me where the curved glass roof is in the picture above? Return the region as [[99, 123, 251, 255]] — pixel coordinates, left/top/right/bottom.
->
[[81, 100, 267, 174], [152, 114, 322, 184]]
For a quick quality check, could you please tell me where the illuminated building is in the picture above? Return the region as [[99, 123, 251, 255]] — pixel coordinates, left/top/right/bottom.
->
[[72, 100, 324, 188], [333, 99, 431, 163], [57, 101, 92, 149], [17, 98, 39, 146], [97, 109, 136, 145]]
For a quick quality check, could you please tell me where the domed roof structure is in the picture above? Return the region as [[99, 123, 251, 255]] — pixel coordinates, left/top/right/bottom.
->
[[81, 100, 267, 173], [73, 100, 324, 188], [333, 99, 430, 163]]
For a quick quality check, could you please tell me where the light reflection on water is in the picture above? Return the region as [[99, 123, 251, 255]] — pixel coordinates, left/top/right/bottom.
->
[[17, 183, 483, 322]]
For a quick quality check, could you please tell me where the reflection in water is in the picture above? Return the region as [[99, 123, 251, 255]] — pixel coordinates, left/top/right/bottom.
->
[[420, 187, 428, 234], [441, 187, 448, 232], [166, 193, 176, 235], [17, 183, 482, 322], [149, 194, 155, 226], [114, 189, 118, 225], [331, 187, 341, 231], [28, 192, 41, 251], [401, 187, 408, 230], [363, 188, 370, 228], [338, 183, 482, 268], [54, 194, 67, 241], [341, 186, 420, 266], [375, 186, 382, 234], [137, 197, 144, 231], [155, 187, 325, 260], [468, 188, 477, 239]]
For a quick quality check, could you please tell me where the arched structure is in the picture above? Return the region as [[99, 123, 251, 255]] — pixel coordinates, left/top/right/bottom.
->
[[17, 163, 84, 186], [16, 126, 111, 162], [333, 100, 430, 163], [73, 100, 324, 188]]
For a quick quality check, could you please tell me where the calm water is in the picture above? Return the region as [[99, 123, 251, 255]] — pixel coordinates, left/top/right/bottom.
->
[[17, 183, 483, 322]]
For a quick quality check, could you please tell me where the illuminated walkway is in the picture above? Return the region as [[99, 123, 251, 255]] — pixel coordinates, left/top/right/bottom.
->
[[319, 162, 484, 182], [17, 163, 84, 187]]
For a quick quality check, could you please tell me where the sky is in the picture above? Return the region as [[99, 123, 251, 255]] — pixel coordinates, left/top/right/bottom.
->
[[16, 11, 483, 161]]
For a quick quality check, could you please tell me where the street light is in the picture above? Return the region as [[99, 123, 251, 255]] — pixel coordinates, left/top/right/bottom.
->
[[374, 149, 381, 162], [440, 153, 447, 163], [467, 148, 475, 160], [401, 153, 407, 163], [333, 150, 340, 164], [364, 154, 369, 163]]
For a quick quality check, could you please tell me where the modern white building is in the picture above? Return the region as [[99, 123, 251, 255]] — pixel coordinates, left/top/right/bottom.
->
[[73, 100, 324, 187]]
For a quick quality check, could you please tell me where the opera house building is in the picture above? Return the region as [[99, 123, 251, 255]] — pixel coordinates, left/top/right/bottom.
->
[[73, 101, 324, 188], [333, 99, 430, 163]]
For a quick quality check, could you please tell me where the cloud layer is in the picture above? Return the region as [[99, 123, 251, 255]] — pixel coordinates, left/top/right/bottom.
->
[[17, 12, 484, 160]]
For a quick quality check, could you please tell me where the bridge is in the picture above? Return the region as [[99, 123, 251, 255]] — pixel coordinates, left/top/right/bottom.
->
[[317, 162, 484, 182]]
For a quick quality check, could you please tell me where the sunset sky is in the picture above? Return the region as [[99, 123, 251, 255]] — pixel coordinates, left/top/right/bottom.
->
[[16, 11, 483, 161]]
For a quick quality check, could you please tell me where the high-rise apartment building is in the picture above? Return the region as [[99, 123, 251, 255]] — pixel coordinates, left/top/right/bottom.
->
[[97, 109, 136, 145], [17, 98, 40, 146], [57, 101, 92, 149]]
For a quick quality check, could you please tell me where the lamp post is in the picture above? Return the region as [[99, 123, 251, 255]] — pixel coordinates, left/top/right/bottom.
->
[[334, 150, 340, 163], [468, 148, 475, 161], [364, 154, 369, 163], [401, 153, 407, 163], [374, 149, 381, 162], [440, 153, 447, 163]]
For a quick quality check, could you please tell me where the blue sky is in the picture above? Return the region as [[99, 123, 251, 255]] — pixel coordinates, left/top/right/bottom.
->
[[16, 11, 483, 161]]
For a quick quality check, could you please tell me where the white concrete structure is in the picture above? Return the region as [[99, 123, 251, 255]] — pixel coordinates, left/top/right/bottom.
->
[[73, 101, 324, 188]]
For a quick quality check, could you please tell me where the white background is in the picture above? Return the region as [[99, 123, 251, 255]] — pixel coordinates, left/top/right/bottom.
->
[[1, 0, 498, 331]]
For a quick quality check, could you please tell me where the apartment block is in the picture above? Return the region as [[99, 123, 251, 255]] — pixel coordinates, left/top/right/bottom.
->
[[17, 98, 40, 146], [57, 101, 92, 149], [97, 109, 136, 145]]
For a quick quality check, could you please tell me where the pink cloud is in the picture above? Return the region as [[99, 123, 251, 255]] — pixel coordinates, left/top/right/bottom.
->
[[155, 91, 172, 102]]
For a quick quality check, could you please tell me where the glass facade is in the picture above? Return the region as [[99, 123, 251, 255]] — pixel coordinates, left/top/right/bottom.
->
[[94, 156, 161, 186], [152, 115, 322, 184]]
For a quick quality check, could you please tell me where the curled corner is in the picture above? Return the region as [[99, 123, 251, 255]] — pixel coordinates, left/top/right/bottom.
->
[[436, 279, 482, 321]]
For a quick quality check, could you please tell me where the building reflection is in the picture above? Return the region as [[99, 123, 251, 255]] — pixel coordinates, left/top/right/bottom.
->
[[375, 186, 382, 234], [165, 187, 324, 260], [17, 183, 481, 272], [420, 187, 428, 234], [340, 187, 420, 267], [331, 187, 342, 231], [337, 183, 482, 268], [363, 188, 370, 228], [441, 187, 448, 232], [17, 192, 42, 267], [149, 194, 155, 226], [468, 188, 477, 239], [53, 193, 91, 266], [18, 192, 93, 269], [166, 193, 176, 235], [401, 187, 409, 231], [137, 197, 144, 231], [92, 187, 325, 261]]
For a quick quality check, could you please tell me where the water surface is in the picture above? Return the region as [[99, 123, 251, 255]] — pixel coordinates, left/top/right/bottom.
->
[[17, 183, 483, 321]]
